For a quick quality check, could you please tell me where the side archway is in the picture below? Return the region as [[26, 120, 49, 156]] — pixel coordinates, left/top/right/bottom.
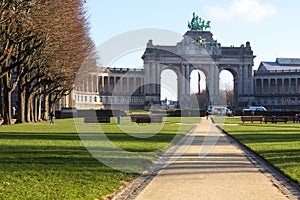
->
[[219, 68, 237, 110]]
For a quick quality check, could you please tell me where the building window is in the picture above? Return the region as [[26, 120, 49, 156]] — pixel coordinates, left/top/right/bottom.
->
[[81, 96, 83, 102], [85, 96, 87, 102], [94, 97, 97, 102], [103, 97, 107, 103]]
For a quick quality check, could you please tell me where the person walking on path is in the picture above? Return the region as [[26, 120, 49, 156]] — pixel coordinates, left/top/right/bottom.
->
[[205, 111, 209, 119]]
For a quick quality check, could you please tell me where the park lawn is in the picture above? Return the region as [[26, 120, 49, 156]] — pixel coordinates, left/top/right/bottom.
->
[[0, 117, 197, 200], [221, 118, 300, 185]]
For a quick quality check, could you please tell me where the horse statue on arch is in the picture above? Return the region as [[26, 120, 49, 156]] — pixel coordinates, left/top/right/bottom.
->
[[204, 21, 211, 30]]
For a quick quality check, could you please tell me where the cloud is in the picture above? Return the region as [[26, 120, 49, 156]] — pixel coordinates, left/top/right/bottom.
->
[[205, 0, 277, 23]]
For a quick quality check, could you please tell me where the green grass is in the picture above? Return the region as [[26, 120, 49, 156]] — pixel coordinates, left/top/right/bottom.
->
[[0, 117, 198, 200], [221, 118, 300, 185]]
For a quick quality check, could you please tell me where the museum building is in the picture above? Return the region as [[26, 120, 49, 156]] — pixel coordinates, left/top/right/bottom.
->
[[253, 58, 300, 110]]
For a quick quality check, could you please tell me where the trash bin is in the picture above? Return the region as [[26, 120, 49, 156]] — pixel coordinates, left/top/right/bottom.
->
[[117, 116, 121, 124]]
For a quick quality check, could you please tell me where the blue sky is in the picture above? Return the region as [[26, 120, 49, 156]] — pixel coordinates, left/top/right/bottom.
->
[[85, 0, 300, 99]]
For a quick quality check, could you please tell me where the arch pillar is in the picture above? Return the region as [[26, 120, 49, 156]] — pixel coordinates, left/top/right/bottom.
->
[[207, 64, 220, 105]]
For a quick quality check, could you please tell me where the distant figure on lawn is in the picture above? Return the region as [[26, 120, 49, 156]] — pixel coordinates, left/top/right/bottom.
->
[[294, 114, 299, 123], [50, 112, 55, 124]]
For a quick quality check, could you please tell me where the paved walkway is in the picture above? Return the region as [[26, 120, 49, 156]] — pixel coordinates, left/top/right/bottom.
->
[[113, 118, 300, 200]]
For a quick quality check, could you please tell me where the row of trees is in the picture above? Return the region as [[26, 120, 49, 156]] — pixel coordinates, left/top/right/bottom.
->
[[0, 0, 95, 124]]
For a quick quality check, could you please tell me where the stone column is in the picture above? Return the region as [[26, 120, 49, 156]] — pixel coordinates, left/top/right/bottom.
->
[[282, 78, 284, 94], [253, 79, 256, 94], [153, 64, 157, 94], [208, 64, 220, 105], [102, 76, 105, 92], [296, 78, 298, 94], [107, 75, 110, 93], [261, 79, 264, 95], [275, 79, 278, 95], [234, 77, 239, 107], [113, 76, 117, 93], [133, 77, 137, 93], [156, 64, 161, 98], [141, 77, 144, 93], [126, 77, 129, 93], [96, 75, 99, 92], [91, 74, 94, 92], [289, 78, 292, 94], [268, 78, 271, 95], [185, 64, 190, 96], [148, 64, 152, 94], [144, 63, 150, 94], [181, 64, 186, 98], [238, 65, 244, 97]]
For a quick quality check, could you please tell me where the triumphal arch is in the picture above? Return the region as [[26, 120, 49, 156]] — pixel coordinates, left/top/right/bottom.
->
[[142, 13, 255, 109]]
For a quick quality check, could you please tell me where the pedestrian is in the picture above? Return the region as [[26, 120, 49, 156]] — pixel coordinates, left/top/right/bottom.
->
[[294, 114, 299, 123], [50, 111, 55, 124], [205, 111, 209, 120]]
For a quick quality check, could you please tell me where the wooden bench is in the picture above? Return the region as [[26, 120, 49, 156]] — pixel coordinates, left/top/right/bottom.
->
[[130, 114, 164, 124], [84, 116, 110, 123], [264, 116, 288, 124], [241, 116, 263, 124], [284, 116, 295, 122]]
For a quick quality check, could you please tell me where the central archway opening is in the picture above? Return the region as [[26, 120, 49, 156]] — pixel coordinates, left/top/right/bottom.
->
[[190, 70, 208, 110], [219, 69, 234, 110]]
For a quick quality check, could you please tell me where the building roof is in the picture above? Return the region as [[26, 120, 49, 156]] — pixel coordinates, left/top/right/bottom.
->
[[258, 58, 300, 71]]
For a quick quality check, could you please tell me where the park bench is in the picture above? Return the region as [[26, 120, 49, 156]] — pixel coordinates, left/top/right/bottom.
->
[[241, 116, 263, 124], [264, 116, 288, 124], [130, 114, 164, 124], [285, 116, 296, 122], [84, 116, 110, 123]]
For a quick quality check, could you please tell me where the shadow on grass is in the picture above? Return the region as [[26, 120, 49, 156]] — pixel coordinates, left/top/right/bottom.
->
[[0, 132, 79, 140], [231, 133, 300, 143], [0, 131, 181, 143]]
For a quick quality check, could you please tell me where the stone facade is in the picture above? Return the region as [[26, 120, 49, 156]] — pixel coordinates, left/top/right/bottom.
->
[[67, 31, 300, 111], [253, 58, 300, 110], [142, 30, 254, 109]]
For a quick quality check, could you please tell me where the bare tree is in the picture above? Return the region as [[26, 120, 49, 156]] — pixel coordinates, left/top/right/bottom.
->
[[0, 0, 95, 124]]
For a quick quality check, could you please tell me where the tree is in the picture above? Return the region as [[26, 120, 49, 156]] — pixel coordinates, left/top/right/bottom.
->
[[0, 0, 95, 124], [0, 1, 44, 124]]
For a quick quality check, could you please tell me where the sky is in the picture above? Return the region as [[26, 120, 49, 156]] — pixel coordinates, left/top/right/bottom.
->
[[85, 0, 300, 100]]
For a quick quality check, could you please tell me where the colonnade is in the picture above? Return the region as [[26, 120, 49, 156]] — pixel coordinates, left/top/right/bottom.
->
[[254, 77, 300, 95], [75, 73, 144, 95]]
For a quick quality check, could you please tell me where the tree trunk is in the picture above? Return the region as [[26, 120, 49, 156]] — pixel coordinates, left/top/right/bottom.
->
[[2, 74, 12, 124], [16, 85, 26, 123], [3, 90, 12, 125], [37, 94, 42, 121], [42, 94, 49, 121], [26, 92, 33, 123], [33, 95, 41, 122], [0, 78, 3, 118]]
